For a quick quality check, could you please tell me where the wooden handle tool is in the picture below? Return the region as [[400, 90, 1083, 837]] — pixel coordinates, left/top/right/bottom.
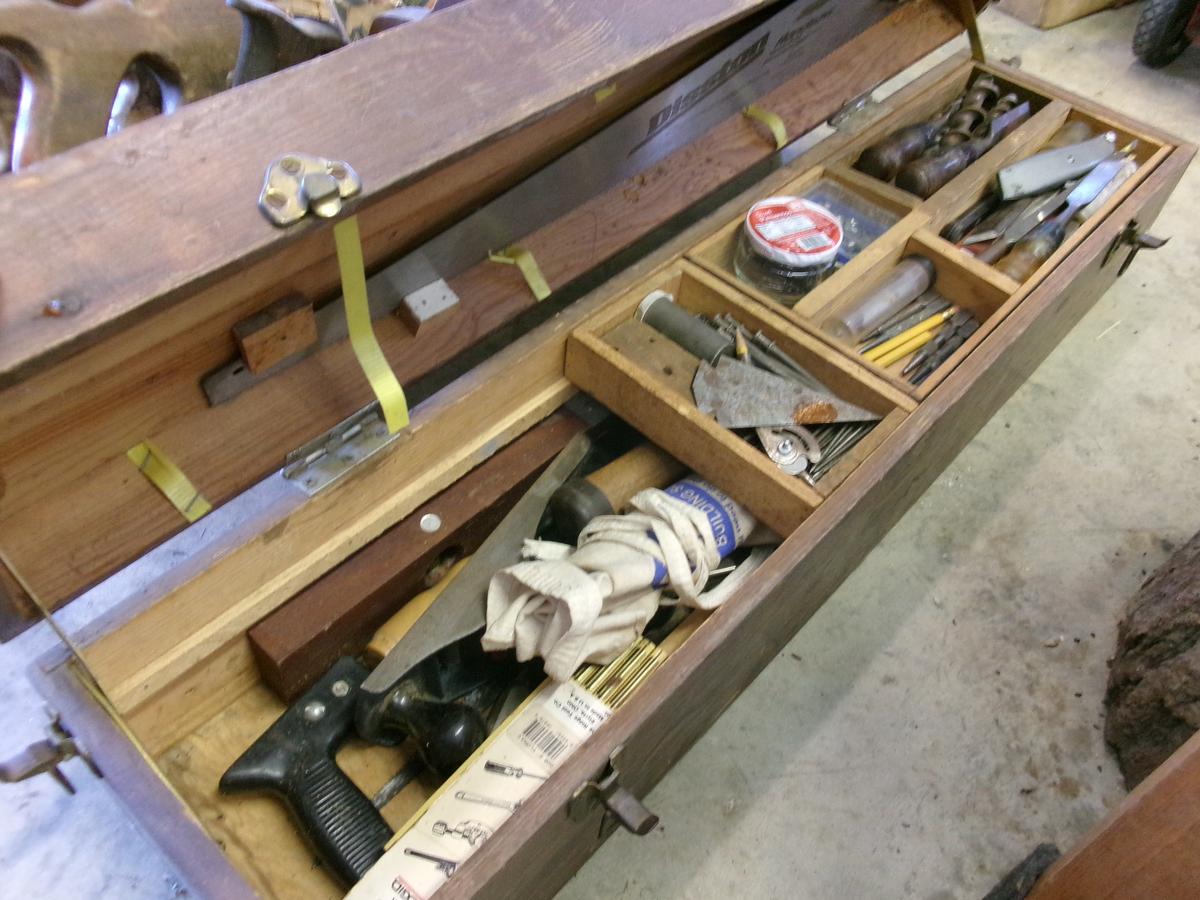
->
[[546, 444, 685, 542], [364, 556, 472, 666]]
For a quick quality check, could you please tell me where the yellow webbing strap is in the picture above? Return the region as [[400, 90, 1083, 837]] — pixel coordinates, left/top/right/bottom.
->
[[126, 441, 212, 522], [743, 104, 788, 151], [594, 83, 617, 104], [489, 245, 551, 301], [333, 215, 410, 433]]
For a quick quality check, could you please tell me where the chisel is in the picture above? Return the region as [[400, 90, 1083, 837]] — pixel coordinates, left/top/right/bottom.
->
[[993, 154, 1128, 281]]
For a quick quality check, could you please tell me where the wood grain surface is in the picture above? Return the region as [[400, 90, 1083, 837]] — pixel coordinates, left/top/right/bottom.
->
[[32, 59, 1193, 899], [440, 133, 1194, 900], [0, 0, 770, 380], [0, 0, 965, 630], [248, 413, 585, 701], [1027, 729, 1200, 900]]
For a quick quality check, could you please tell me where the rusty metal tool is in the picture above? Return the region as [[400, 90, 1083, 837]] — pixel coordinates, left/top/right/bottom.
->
[[357, 435, 592, 709], [692, 357, 881, 429], [996, 131, 1118, 200]]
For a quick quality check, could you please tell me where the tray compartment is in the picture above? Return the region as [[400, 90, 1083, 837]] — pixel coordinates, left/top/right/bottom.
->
[[839, 64, 1058, 200], [565, 261, 910, 536], [687, 164, 925, 317], [811, 227, 1018, 391]]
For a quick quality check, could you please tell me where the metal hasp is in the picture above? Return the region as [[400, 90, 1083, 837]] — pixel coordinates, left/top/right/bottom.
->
[[259, 152, 362, 225], [1103, 219, 1169, 276], [569, 747, 659, 837], [0, 712, 100, 795]]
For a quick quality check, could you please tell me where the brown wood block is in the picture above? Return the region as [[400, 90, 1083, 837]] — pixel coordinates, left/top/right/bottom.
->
[[232, 295, 318, 375], [247, 412, 586, 702], [1027, 729, 1200, 900]]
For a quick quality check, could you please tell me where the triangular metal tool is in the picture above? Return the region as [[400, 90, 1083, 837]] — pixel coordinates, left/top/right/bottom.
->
[[692, 357, 881, 429]]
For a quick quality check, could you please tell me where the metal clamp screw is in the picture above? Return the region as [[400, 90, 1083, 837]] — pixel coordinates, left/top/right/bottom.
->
[[0, 711, 101, 795]]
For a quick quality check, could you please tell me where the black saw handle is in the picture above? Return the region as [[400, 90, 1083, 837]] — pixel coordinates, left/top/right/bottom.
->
[[219, 657, 391, 887]]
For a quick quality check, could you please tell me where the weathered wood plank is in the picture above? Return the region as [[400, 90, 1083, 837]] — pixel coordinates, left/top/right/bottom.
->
[[0, 1, 967, 627]]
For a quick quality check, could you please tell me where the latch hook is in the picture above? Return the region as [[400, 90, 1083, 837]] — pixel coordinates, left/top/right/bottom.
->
[[568, 746, 659, 837], [1103, 219, 1169, 276], [0, 711, 100, 795]]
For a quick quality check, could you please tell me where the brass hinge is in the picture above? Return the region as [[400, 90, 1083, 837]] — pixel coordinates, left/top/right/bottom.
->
[[0, 710, 101, 795], [283, 404, 404, 496]]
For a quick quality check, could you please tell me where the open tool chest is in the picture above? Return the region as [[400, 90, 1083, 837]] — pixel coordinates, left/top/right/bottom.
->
[[0, 0, 1192, 897]]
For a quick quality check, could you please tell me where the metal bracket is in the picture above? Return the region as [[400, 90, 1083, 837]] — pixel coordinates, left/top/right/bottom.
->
[[1102, 219, 1169, 276], [568, 746, 659, 838], [0, 711, 101, 795], [282, 404, 403, 495], [259, 152, 362, 226], [827, 90, 882, 132]]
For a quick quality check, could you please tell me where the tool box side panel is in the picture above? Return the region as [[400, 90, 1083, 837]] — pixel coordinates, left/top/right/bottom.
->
[[443, 144, 1193, 899], [39, 104, 1192, 900], [28, 652, 257, 900], [0, 1, 972, 634]]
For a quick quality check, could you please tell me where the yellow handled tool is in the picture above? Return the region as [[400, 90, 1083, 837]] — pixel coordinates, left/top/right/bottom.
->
[[864, 307, 957, 363]]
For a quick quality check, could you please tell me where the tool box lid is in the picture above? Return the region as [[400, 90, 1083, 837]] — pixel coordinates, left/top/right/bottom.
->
[[0, 0, 981, 634]]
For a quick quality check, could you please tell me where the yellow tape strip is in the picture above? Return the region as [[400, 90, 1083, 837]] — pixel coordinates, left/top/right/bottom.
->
[[126, 441, 211, 522], [334, 215, 410, 433], [594, 83, 617, 104], [743, 104, 788, 150], [489, 244, 551, 301]]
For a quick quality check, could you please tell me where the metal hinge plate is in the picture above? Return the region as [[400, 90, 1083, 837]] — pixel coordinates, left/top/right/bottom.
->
[[283, 404, 404, 495]]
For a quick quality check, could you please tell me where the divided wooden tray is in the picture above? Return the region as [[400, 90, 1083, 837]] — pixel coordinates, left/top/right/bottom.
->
[[25, 49, 1193, 900]]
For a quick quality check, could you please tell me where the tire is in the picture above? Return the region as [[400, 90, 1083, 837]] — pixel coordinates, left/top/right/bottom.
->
[[1133, 0, 1197, 68]]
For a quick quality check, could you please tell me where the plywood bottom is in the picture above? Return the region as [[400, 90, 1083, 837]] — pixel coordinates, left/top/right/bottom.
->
[[157, 682, 430, 900]]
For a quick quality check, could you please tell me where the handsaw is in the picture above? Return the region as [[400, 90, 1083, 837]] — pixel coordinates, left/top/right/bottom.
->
[[358, 432, 592, 697], [692, 357, 881, 429]]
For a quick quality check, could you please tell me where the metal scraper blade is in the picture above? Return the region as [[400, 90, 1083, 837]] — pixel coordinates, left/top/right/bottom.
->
[[692, 357, 881, 429], [360, 432, 592, 696]]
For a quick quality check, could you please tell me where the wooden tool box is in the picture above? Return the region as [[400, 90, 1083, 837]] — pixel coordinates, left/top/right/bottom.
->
[[1, 0, 1192, 897]]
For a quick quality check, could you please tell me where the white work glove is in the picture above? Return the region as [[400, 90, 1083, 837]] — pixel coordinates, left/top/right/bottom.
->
[[482, 477, 763, 681]]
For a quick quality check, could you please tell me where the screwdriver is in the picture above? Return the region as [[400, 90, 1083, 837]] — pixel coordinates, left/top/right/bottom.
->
[[863, 306, 958, 364]]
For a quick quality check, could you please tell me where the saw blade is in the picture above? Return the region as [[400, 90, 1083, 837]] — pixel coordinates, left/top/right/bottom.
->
[[360, 432, 592, 696], [692, 357, 881, 429]]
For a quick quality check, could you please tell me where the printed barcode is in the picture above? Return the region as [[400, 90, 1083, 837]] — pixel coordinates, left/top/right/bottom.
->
[[520, 716, 568, 761], [798, 233, 831, 251]]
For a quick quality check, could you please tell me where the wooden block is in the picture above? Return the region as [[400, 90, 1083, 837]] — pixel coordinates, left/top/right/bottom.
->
[[247, 411, 585, 701], [996, 0, 1119, 29], [232, 295, 317, 374], [1027, 729, 1200, 899]]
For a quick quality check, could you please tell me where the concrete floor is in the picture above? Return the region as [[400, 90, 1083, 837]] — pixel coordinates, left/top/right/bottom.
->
[[2, 6, 1198, 899]]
